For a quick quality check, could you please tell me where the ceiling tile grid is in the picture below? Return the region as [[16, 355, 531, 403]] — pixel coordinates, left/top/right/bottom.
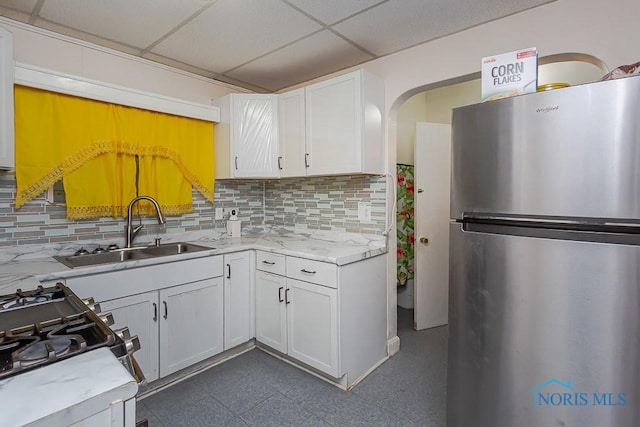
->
[[150, 0, 323, 74], [0, 0, 556, 92]]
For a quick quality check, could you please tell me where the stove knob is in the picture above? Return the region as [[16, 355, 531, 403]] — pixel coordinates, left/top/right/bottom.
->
[[124, 335, 141, 354], [99, 312, 114, 326], [113, 327, 131, 340]]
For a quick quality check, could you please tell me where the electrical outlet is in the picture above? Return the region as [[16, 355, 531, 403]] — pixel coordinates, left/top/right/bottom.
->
[[358, 202, 371, 221], [215, 207, 224, 220]]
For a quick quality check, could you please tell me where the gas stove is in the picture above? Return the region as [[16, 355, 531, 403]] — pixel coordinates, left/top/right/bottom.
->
[[0, 283, 144, 383]]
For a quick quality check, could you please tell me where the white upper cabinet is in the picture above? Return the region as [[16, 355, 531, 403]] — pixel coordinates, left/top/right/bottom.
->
[[215, 69, 385, 180], [304, 69, 385, 176], [278, 88, 306, 177], [213, 94, 279, 179], [0, 27, 14, 169]]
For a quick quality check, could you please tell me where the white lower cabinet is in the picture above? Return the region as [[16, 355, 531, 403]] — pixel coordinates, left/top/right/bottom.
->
[[255, 253, 341, 378], [256, 251, 387, 386], [67, 255, 224, 382], [63, 248, 386, 388], [223, 251, 254, 350], [286, 278, 339, 377], [159, 278, 224, 377], [255, 271, 286, 353], [100, 291, 160, 382]]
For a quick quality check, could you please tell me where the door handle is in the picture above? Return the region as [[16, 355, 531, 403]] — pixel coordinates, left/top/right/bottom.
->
[[152, 302, 158, 321], [278, 286, 284, 302], [262, 260, 275, 265], [420, 236, 429, 244], [304, 153, 310, 168], [300, 268, 316, 274], [234, 156, 238, 170], [278, 156, 283, 170], [163, 301, 168, 319], [226, 263, 231, 279], [285, 288, 291, 304]]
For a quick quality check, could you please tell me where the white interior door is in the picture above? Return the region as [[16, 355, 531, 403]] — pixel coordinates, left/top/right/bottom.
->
[[414, 122, 451, 330]]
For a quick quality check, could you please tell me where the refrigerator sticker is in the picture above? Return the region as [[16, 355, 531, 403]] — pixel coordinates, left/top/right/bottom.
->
[[481, 47, 538, 102], [532, 378, 627, 407]]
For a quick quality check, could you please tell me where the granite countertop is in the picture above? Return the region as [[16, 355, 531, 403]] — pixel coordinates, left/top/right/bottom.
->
[[0, 348, 138, 427], [0, 226, 387, 293]]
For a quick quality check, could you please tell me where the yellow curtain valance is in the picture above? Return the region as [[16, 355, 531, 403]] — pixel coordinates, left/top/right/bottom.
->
[[14, 85, 214, 219]]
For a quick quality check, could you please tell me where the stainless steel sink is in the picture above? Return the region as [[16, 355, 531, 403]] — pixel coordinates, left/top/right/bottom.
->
[[54, 242, 212, 269], [138, 242, 210, 257]]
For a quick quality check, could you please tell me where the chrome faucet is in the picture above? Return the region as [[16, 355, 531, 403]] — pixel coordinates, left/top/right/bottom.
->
[[125, 196, 166, 248]]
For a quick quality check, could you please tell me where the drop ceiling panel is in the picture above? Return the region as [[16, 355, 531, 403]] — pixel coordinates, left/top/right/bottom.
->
[[0, 0, 556, 91], [333, 0, 554, 56], [38, 0, 208, 49], [0, 0, 38, 14], [286, 0, 384, 24], [227, 30, 374, 91], [151, 0, 322, 74]]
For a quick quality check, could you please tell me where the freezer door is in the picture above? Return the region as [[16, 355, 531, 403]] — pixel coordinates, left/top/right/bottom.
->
[[448, 223, 640, 427], [450, 76, 640, 220]]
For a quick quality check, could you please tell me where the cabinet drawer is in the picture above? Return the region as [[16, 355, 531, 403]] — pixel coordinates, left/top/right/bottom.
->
[[286, 256, 337, 288], [256, 251, 286, 276]]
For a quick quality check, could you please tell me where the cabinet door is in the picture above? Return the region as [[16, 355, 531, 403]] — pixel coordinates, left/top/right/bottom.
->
[[159, 277, 224, 377], [255, 271, 287, 353], [0, 27, 13, 169], [279, 88, 306, 177], [305, 72, 361, 175], [231, 94, 279, 178], [286, 278, 340, 377], [223, 251, 254, 350], [100, 292, 160, 382]]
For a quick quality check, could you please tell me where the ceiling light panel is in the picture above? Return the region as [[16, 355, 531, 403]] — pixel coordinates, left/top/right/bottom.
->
[[38, 0, 207, 48], [151, 0, 322, 74]]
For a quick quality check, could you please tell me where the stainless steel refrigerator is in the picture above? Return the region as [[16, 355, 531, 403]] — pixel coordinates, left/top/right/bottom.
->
[[447, 75, 640, 427]]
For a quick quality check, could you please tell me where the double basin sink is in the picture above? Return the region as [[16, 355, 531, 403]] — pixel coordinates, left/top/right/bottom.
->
[[54, 242, 212, 269]]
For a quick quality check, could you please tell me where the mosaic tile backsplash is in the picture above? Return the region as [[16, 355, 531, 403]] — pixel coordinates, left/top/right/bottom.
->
[[0, 172, 387, 247]]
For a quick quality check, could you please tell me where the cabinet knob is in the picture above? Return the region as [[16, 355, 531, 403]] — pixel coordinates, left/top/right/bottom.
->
[[419, 236, 429, 244]]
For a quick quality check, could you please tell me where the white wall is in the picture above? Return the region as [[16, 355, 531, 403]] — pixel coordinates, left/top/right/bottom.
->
[[0, 17, 246, 104], [396, 93, 427, 165]]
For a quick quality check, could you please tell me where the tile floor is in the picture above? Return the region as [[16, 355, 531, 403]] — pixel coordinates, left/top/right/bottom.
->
[[136, 307, 448, 426]]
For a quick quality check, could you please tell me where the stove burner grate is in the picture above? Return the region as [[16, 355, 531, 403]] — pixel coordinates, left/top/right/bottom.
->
[[0, 286, 66, 311]]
